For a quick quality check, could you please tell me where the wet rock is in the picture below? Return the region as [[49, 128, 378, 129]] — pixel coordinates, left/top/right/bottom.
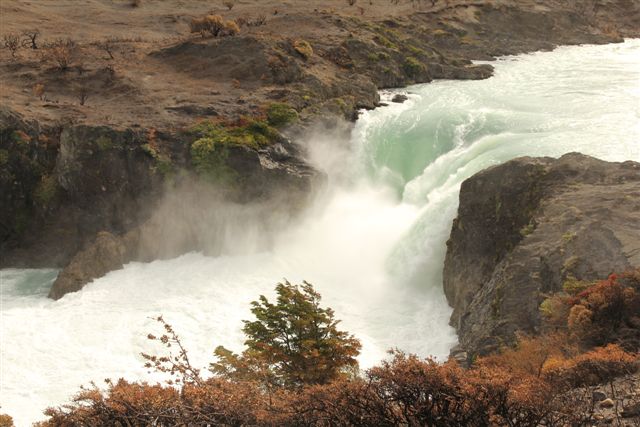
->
[[391, 94, 408, 103], [443, 153, 640, 356]]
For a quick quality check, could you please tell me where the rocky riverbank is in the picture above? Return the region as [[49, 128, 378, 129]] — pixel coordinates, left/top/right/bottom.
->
[[443, 153, 640, 358], [1, 0, 639, 298]]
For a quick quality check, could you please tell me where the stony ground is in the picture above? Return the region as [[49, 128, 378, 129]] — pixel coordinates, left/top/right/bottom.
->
[[1, 0, 638, 130]]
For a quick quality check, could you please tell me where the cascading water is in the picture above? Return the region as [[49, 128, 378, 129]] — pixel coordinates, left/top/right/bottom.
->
[[2, 39, 639, 425]]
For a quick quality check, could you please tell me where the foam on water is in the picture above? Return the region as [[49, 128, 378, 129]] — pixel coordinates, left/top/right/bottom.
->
[[2, 39, 640, 425]]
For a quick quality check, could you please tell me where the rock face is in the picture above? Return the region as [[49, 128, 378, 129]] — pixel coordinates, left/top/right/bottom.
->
[[443, 153, 640, 357], [47, 139, 321, 300]]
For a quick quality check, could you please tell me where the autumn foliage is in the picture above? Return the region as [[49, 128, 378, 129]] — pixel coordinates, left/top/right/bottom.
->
[[37, 280, 639, 426], [541, 270, 640, 351]]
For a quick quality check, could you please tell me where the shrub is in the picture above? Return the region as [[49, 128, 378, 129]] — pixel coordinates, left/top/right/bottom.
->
[[3, 33, 20, 58], [45, 38, 76, 70], [189, 15, 225, 37], [22, 29, 40, 49], [221, 20, 240, 37], [403, 56, 424, 77], [266, 102, 298, 127], [540, 272, 640, 351], [542, 344, 638, 388], [293, 39, 313, 60], [222, 0, 234, 10], [478, 333, 571, 378]]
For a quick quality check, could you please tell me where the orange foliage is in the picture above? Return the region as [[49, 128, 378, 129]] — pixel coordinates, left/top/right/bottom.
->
[[541, 271, 640, 351], [542, 344, 638, 388]]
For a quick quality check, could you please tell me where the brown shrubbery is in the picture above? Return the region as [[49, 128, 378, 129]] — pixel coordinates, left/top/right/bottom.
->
[[37, 279, 640, 426], [38, 345, 638, 426], [189, 15, 240, 38]]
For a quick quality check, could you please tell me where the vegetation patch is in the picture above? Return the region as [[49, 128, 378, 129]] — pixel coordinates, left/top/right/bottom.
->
[[94, 135, 114, 150], [189, 15, 240, 38], [540, 271, 640, 350], [266, 102, 298, 128], [403, 56, 424, 78], [190, 137, 236, 185], [141, 143, 173, 176], [373, 34, 397, 50], [190, 117, 280, 149], [33, 174, 58, 206], [293, 39, 313, 60]]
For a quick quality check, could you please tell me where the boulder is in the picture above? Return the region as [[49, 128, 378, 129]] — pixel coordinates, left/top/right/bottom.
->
[[48, 231, 136, 299], [443, 153, 640, 356]]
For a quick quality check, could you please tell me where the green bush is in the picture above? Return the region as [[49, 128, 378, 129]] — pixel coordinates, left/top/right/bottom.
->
[[266, 103, 298, 128]]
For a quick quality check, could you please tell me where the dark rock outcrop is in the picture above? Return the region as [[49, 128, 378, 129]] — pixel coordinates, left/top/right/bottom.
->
[[443, 153, 640, 357], [0, 111, 161, 268], [48, 231, 137, 299]]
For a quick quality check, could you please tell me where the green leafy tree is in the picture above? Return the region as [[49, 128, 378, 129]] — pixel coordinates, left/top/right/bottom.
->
[[211, 281, 361, 388]]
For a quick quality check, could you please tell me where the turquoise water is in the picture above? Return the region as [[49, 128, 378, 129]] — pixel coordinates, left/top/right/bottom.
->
[[2, 39, 639, 425]]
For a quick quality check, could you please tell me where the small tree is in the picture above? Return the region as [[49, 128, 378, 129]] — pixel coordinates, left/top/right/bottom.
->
[[211, 281, 361, 388]]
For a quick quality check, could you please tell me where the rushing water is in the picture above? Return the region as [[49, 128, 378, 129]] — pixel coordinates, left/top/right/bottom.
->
[[2, 39, 640, 425]]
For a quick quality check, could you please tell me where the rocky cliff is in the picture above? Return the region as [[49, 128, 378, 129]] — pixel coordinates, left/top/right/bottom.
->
[[443, 153, 640, 357]]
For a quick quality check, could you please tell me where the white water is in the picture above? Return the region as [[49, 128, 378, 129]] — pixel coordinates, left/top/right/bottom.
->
[[2, 39, 640, 425]]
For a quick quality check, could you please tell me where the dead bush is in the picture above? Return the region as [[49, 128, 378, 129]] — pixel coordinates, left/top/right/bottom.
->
[[247, 14, 266, 27], [189, 15, 239, 38], [3, 33, 20, 58], [44, 38, 77, 70], [222, 20, 240, 36], [223, 0, 235, 10], [95, 37, 116, 60], [21, 29, 40, 49]]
